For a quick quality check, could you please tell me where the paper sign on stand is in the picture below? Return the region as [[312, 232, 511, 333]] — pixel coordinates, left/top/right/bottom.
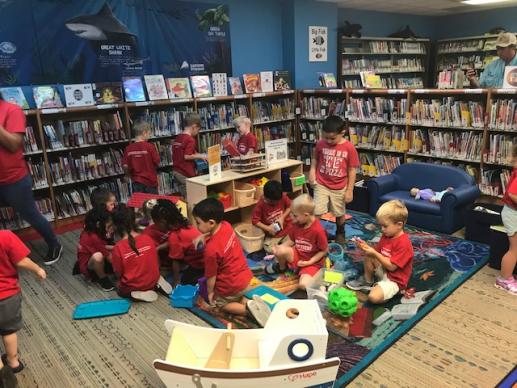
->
[[265, 138, 288, 167], [207, 145, 221, 182]]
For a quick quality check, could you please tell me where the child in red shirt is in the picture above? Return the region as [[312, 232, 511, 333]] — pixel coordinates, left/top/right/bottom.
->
[[266, 194, 328, 290], [234, 116, 257, 155], [90, 186, 117, 213], [309, 115, 360, 245], [141, 199, 170, 266], [497, 144, 517, 295], [75, 207, 114, 291], [252, 180, 291, 253], [111, 205, 171, 302], [346, 200, 414, 304], [193, 198, 270, 327], [0, 231, 46, 379], [123, 120, 160, 194], [172, 113, 207, 198], [148, 199, 204, 286]]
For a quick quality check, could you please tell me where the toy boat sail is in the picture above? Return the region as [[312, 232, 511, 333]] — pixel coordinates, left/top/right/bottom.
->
[[154, 299, 340, 387]]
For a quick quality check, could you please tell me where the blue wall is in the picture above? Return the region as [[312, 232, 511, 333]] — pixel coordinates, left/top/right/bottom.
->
[[338, 8, 435, 38], [434, 7, 517, 39]]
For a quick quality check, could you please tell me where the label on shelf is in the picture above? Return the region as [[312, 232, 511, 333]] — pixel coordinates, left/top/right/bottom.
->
[[282, 90, 294, 94], [495, 89, 517, 94], [135, 101, 152, 106], [199, 96, 216, 101], [303, 89, 315, 93], [320, 108, 326, 116], [329, 89, 343, 94], [388, 89, 405, 94], [170, 98, 191, 103], [413, 89, 431, 93], [463, 89, 483, 94], [253, 92, 266, 98], [234, 94, 247, 99], [96, 104, 117, 110], [295, 107, 301, 115], [41, 108, 66, 114], [351, 89, 365, 94]]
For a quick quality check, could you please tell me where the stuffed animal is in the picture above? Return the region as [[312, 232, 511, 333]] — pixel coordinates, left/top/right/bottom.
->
[[389, 25, 418, 39], [488, 27, 506, 35], [340, 21, 362, 38]]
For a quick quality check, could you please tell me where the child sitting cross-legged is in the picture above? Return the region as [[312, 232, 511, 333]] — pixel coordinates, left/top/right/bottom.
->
[[265, 194, 328, 290], [193, 198, 271, 327], [252, 180, 292, 253], [75, 207, 115, 291], [346, 200, 414, 304], [141, 199, 171, 267], [111, 204, 172, 302]]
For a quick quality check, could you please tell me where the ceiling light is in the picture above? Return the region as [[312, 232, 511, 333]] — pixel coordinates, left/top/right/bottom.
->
[[462, 0, 511, 5]]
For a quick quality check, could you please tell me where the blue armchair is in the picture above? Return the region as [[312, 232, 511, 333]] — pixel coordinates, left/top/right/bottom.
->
[[366, 163, 480, 234]]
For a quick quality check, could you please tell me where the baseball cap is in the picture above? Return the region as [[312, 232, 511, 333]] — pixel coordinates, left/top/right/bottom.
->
[[496, 32, 517, 48]]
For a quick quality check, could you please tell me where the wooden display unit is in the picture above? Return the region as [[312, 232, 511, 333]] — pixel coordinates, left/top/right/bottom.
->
[[186, 159, 303, 223]]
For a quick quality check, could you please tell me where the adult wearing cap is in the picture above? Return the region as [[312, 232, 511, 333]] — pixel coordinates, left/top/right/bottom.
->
[[467, 32, 517, 88]]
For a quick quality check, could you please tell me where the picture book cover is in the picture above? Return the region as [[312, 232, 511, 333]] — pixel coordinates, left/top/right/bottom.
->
[[260, 71, 274, 93], [122, 76, 146, 102], [228, 77, 243, 95], [273, 70, 291, 91], [318, 72, 337, 88], [166, 78, 192, 99], [63, 84, 95, 107], [144, 75, 168, 100], [190, 75, 212, 98], [360, 71, 383, 89], [243, 73, 261, 93], [32, 86, 63, 109], [0, 87, 29, 109], [93, 82, 123, 104], [211, 73, 228, 96], [222, 138, 240, 157]]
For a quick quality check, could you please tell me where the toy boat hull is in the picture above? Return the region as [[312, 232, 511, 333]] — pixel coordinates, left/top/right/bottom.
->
[[154, 358, 340, 388]]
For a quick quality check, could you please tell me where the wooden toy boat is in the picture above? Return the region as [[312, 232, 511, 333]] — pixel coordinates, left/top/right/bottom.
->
[[153, 299, 340, 387]]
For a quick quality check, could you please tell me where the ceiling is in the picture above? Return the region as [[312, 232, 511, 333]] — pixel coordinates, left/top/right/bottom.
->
[[316, 0, 517, 15]]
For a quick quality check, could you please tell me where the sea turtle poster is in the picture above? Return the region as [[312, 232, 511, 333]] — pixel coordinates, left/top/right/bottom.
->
[[0, 0, 231, 85]]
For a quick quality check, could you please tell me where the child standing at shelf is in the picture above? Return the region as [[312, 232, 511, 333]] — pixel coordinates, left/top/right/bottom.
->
[[111, 204, 172, 302], [252, 180, 292, 253], [75, 207, 115, 291], [346, 200, 414, 304], [309, 115, 360, 245], [122, 120, 160, 194], [234, 116, 257, 155], [192, 198, 270, 327], [0, 230, 46, 382], [265, 194, 328, 290], [172, 113, 207, 198], [496, 144, 517, 296]]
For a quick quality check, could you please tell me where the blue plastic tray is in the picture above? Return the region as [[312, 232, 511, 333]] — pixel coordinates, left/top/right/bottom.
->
[[73, 299, 131, 320], [171, 285, 199, 308]]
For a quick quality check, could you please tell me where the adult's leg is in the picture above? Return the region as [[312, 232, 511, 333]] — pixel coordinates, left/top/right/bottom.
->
[[0, 175, 58, 248]]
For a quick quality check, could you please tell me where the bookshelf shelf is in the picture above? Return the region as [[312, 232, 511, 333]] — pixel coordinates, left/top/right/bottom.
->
[[45, 140, 129, 154], [406, 152, 481, 163], [342, 69, 425, 76], [253, 117, 295, 126], [200, 126, 235, 133], [51, 172, 125, 188], [342, 52, 427, 56]]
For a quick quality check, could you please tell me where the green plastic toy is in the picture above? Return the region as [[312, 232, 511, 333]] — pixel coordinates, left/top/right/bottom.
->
[[327, 288, 358, 317]]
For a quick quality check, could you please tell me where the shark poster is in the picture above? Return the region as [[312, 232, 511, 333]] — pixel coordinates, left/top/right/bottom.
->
[[0, 0, 231, 86]]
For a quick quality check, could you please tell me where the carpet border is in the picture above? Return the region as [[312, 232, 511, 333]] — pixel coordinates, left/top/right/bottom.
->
[[335, 253, 489, 387]]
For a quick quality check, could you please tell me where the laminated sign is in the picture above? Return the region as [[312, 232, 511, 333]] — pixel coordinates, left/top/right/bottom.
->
[[309, 26, 327, 62]]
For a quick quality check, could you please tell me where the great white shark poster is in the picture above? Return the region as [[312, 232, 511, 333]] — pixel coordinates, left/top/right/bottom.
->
[[0, 0, 231, 85]]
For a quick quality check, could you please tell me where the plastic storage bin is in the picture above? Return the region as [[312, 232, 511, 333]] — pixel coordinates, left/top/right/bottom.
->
[[328, 243, 344, 262], [170, 285, 199, 308], [234, 182, 256, 207], [234, 223, 265, 253], [290, 172, 306, 191], [306, 268, 346, 310]]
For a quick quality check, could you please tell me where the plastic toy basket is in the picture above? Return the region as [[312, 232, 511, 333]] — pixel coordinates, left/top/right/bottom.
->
[[290, 172, 306, 191], [230, 153, 267, 173], [234, 182, 257, 207], [306, 268, 346, 311], [234, 223, 265, 253]]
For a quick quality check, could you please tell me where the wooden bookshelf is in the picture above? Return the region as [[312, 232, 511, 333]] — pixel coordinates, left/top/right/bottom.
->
[[338, 35, 432, 89]]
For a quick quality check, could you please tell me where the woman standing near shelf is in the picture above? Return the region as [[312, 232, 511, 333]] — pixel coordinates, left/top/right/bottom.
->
[[0, 94, 62, 265], [467, 32, 517, 88]]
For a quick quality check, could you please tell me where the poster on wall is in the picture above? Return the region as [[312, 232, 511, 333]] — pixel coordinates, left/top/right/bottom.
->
[[309, 26, 327, 62], [0, 0, 231, 86]]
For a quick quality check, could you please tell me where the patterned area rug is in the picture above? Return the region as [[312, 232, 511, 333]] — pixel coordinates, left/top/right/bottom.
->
[[188, 210, 490, 387]]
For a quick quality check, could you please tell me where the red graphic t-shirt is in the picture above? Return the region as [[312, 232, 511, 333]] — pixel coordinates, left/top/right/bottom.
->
[[288, 218, 328, 264], [122, 141, 160, 187], [376, 232, 414, 290], [237, 132, 257, 154], [204, 221, 252, 296], [315, 140, 360, 190], [168, 226, 204, 269], [0, 230, 30, 300], [251, 193, 291, 237], [172, 133, 197, 177]]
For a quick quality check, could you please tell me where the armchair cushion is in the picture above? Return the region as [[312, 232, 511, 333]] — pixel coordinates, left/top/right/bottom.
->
[[380, 191, 441, 215]]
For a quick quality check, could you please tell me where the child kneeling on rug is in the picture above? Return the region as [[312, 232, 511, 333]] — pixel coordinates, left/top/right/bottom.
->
[[265, 194, 328, 290], [111, 204, 172, 302], [193, 198, 270, 327], [346, 200, 414, 304], [0, 230, 46, 384], [252, 180, 292, 253]]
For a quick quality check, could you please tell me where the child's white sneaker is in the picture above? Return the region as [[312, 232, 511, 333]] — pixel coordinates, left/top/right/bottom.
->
[[131, 290, 158, 302], [246, 295, 271, 327], [157, 276, 173, 295]]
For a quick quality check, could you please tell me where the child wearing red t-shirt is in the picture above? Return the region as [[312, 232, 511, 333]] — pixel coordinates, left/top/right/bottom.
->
[[0, 231, 46, 379], [111, 205, 171, 302], [172, 113, 207, 198], [497, 144, 517, 295], [193, 198, 270, 327], [265, 194, 328, 290], [252, 180, 291, 253], [123, 120, 160, 194], [309, 115, 360, 245], [141, 199, 170, 266], [89, 186, 117, 213], [234, 116, 257, 155], [346, 200, 414, 304], [75, 207, 114, 291]]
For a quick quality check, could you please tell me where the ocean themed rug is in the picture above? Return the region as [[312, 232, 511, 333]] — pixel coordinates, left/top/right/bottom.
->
[[189, 210, 490, 387]]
